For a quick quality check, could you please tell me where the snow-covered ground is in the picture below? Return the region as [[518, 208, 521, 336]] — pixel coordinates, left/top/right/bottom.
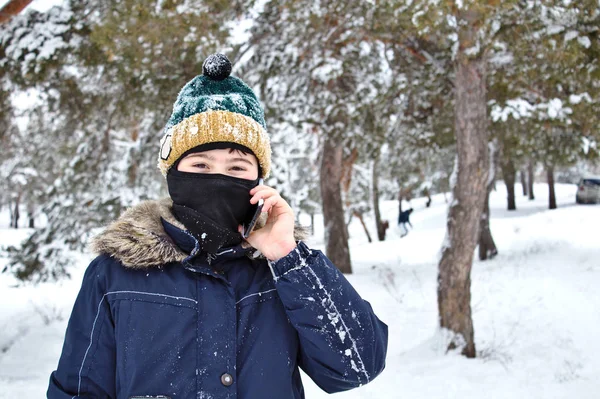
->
[[1, 183, 598, 398]]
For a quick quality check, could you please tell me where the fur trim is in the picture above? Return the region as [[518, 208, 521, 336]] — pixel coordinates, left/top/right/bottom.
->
[[90, 198, 310, 269], [90, 199, 188, 269]]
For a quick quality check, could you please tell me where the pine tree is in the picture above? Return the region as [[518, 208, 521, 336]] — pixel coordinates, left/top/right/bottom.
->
[[244, 0, 398, 273], [1, 0, 238, 280], [490, 1, 600, 210]]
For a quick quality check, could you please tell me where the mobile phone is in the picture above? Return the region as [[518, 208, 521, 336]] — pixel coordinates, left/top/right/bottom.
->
[[242, 198, 264, 239], [242, 178, 264, 239]]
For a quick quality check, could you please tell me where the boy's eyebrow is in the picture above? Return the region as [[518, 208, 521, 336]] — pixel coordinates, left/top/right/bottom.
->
[[228, 157, 254, 166], [185, 153, 254, 166], [185, 153, 215, 161]]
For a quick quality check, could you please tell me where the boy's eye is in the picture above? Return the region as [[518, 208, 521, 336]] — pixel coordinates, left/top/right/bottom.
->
[[192, 163, 208, 169], [231, 166, 246, 172]]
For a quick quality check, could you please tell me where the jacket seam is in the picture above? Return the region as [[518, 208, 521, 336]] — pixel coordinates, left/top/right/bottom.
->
[[108, 296, 198, 310], [237, 295, 278, 310], [229, 287, 235, 393], [75, 294, 108, 398], [195, 279, 200, 399], [235, 288, 277, 305], [102, 290, 198, 304], [124, 300, 131, 391]]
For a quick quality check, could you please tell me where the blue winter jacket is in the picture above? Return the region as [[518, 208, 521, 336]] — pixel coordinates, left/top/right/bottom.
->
[[47, 199, 388, 399]]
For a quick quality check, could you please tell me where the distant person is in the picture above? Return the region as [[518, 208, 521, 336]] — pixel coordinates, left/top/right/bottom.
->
[[47, 54, 387, 399], [398, 208, 414, 237]]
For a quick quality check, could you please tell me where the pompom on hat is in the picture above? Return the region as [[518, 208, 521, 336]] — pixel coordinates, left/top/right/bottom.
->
[[158, 54, 271, 177]]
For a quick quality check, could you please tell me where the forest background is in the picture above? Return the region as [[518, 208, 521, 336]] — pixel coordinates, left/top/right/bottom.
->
[[0, 0, 599, 360]]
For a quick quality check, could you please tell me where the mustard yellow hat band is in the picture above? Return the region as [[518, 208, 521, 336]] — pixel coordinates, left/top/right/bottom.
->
[[158, 110, 271, 177]]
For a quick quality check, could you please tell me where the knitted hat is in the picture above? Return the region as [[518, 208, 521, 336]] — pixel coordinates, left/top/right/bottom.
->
[[158, 54, 271, 177]]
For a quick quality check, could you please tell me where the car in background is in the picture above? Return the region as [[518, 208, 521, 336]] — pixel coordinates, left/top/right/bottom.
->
[[576, 176, 600, 204]]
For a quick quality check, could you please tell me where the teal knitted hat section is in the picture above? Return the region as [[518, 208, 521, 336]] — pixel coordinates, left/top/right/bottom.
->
[[164, 75, 267, 132]]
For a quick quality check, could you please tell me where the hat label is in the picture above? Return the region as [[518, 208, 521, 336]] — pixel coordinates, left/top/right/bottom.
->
[[160, 131, 173, 160]]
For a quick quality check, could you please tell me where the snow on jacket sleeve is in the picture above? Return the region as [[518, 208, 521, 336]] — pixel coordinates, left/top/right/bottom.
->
[[47, 255, 116, 399], [268, 241, 388, 393]]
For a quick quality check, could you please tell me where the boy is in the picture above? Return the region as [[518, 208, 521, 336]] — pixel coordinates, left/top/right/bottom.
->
[[48, 54, 388, 399]]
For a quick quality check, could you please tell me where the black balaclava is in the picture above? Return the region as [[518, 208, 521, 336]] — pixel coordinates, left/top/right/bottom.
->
[[166, 146, 260, 255]]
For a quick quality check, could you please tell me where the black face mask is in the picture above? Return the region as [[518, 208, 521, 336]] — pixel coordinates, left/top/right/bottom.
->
[[167, 169, 260, 254]]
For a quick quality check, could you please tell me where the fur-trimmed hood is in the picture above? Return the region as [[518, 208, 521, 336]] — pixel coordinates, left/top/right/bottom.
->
[[90, 198, 308, 269]]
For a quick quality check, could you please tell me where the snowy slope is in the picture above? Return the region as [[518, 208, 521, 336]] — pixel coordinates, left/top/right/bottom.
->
[[1, 183, 599, 398]]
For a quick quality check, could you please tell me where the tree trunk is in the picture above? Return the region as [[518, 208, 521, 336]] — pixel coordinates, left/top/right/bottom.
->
[[309, 213, 315, 236], [547, 165, 557, 210], [0, 0, 33, 24], [501, 158, 516, 211], [341, 148, 358, 195], [320, 136, 352, 273], [8, 201, 13, 228], [521, 170, 527, 196], [479, 188, 497, 261], [354, 211, 373, 243], [437, 33, 488, 358], [479, 142, 498, 261], [127, 122, 140, 187], [398, 193, 403, 213], [27, 202, 35, 228], [10, 195, 20, 229], [528, 161, 535, 200], [373, 155, 385, 241]]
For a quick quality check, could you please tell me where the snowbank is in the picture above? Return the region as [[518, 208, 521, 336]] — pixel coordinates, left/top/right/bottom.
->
[[1, 183, 599, 398]]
